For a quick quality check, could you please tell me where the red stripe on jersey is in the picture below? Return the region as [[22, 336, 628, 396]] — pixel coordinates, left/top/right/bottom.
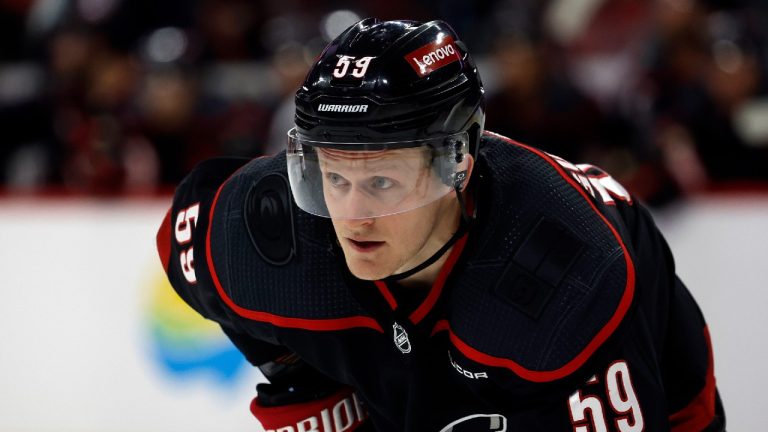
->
[[374, 281, 398, 310], [410, 232, 469, 324], [408, 192, 473, 325], [670, 326, 717, 431], [430, 131, 637, 383], [156, 207, 172, 273], [205, 168, 384, 334], [433, 320, 595, 382], [431, 319, 449, 336]]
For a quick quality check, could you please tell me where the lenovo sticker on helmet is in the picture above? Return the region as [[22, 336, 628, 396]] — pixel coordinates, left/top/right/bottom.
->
[[405, 36, 460, 77]]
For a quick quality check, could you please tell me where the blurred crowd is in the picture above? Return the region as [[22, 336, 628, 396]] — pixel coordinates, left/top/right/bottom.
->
[[1, 0, 767, 205]]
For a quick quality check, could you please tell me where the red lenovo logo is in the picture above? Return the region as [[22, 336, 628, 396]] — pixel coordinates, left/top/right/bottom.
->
[[405, 36, 460, 77]]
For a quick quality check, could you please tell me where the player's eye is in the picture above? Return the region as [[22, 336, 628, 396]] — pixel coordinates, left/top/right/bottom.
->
[[371, 176, 396, 190], [326, 172, 350, 187]]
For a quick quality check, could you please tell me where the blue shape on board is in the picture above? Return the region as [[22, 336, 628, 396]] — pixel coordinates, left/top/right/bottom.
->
[[150, 332, 249, 385]]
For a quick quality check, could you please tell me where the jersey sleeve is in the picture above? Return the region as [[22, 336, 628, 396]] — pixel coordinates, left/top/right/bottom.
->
[[563, 164, 725, 430], [156, 157, 289, 366], [615, 197, 725, 431]]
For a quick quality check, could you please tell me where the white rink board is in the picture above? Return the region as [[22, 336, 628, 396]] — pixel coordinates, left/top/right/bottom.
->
[[0, 199, 266, 432], [0, 196, 765, 431], [653, 196, 768, 432]]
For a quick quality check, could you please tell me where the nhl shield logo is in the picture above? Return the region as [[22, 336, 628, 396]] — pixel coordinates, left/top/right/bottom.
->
[[392, 322, 411, 354]]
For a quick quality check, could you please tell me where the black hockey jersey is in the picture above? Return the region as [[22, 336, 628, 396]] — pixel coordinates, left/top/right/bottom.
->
[[157, 131, 725, 431]]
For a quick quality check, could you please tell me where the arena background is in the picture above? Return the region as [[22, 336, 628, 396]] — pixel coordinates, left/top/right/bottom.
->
[[1, 0, 767, 431]]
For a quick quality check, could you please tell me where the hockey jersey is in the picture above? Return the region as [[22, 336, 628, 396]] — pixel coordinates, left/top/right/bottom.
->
[[157, 131, 725, 431]]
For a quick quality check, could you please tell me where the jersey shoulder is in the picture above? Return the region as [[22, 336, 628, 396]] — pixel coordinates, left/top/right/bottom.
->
[[444, 131, 638, 383], [159, 153, 377, 335], [156, 157, 251, 326]]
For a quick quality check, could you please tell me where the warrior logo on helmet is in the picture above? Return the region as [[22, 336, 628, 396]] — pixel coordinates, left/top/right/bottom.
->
[[317, 104, 369, 113]]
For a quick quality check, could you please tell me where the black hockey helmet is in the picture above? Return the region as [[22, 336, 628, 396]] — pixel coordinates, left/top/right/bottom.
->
[[287, 18, 485, 220]]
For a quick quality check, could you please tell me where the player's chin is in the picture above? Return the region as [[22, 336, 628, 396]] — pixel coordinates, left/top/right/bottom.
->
[[344, 257, 392, 281]]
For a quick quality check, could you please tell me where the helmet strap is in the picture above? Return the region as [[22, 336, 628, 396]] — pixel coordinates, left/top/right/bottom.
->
[[383, 186, 475, 282]]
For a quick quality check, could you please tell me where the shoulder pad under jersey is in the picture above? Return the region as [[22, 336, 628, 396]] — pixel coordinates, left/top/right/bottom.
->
[[203, 153, 380, 333], [441, 131, 636, 383]]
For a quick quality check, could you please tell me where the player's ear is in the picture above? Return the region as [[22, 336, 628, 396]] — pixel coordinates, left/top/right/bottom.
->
[[459, 154, 474, 192]]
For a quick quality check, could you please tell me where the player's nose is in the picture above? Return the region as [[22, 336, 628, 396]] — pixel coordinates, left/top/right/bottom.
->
[[336, 185, 379, 220], [341, 214, 375, 230]]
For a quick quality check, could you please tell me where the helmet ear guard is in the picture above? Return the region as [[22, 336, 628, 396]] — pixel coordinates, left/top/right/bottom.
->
[[432, 134, 470, 188]]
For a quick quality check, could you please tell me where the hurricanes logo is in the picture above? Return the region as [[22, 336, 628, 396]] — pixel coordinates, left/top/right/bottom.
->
[[439, 414, 507, 432], [392, 322, 411, 354]]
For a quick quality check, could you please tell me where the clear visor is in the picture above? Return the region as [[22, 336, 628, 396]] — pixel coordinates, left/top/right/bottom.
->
[[287, 128, 469, 220]]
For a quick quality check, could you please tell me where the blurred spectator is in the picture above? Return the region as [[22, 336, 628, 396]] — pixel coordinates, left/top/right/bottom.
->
[[197, 0, 268, 61], [0, 0, 766, 201], [485, 33, 605, 164], [265, 42, 314, 155], [0, 0, 30, 60], [646, 0, 768, 194], [542, 0, 682, 205]]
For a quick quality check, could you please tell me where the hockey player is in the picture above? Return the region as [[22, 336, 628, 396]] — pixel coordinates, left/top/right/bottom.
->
[[156, 19, 726, 431]]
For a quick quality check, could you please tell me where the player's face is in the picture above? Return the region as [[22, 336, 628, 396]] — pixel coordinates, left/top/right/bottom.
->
[[331, 192, 458, 280], [318, 148, 462, 280]]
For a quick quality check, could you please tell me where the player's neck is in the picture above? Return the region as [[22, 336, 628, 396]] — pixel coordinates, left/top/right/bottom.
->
[[396, 249, 453, 290], [396, 195, 464, 290]]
